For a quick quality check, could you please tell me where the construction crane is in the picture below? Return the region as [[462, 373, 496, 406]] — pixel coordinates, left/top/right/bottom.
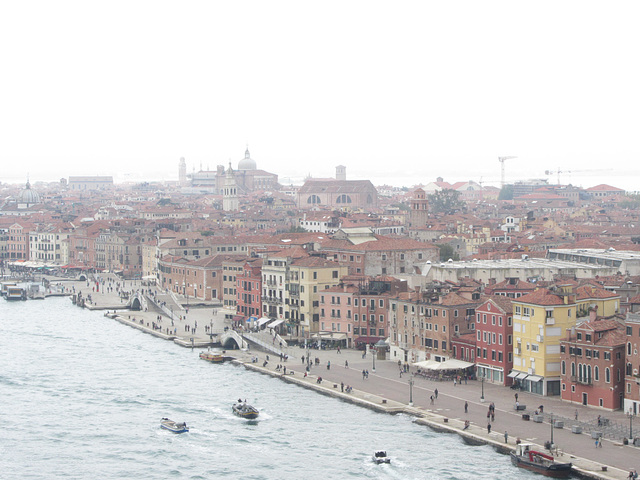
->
[[544, 168, 612, 185], [499, 156, 517, 188]]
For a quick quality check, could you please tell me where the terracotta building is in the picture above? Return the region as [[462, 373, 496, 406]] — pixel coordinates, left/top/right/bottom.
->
[[560, 311, 626, 410]]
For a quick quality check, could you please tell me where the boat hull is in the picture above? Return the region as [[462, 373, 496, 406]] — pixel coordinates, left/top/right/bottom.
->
[[510, 453, 572, 478], [160, 419, 189, 433], [199, 352, 225, 363], [232, 404, 259, 419]]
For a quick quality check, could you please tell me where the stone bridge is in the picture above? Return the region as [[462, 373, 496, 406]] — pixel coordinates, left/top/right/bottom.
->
[[220, 330, 248, 350]]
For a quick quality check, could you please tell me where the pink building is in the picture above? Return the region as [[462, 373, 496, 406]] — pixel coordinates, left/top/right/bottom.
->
[[7, 222, 30, 260], [236, 258, 263, 321], [475, 296, 514, 386]]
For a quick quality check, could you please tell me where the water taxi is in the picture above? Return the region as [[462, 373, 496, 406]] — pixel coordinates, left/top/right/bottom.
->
[[232, 401, 259, 419], [372, 451, 391, 464]]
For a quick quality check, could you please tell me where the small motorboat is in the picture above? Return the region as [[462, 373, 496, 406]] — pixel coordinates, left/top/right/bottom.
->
[[199, 351, 225, 363], [372, 451, 391, 464], [232, 401, 259, 420], [160, 418, 189, 433], [510, 443, 571, 478]]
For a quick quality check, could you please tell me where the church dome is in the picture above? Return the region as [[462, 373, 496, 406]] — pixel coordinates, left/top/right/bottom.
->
[[18, 180, 41, 205], [238, 148, 257, 170]]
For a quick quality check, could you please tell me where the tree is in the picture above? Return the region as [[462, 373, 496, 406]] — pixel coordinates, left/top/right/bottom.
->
[[436, 244, 460, 262], [428, 189, 465, 215], [289, 225, 307, 233], [498, 185, 514, 201]]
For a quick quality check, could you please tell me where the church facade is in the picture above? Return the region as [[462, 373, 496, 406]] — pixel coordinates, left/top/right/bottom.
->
[[189, 148, 279, 194]]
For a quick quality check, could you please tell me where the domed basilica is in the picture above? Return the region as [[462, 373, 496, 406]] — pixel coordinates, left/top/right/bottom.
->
[[188, 147, 278, 194]]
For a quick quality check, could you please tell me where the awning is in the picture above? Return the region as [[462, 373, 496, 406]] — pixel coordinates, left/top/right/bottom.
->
[[312, 332, 347, 340], [247, 316, 258, 323], [257, 317, 271, 327], [267, 318, 285, 328], [515, 373, 529, 380], [527, 374, 543, 382], [413, 359, 475, 371], [354, 336, 382, 344], [507, 371, 519, 379]]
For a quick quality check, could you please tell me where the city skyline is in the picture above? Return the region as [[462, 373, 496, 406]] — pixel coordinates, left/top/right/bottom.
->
[[1, 1, 639, 189]]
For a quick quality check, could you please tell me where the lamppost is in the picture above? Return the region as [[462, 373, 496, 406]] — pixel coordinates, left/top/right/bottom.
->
[[481, 373, 485, 402], [550, 413, 554, 448], [306, 340, 311, 372], [409, 376, 414, 406], [628, 412, 634, 442], [372, 347, 377, 373]]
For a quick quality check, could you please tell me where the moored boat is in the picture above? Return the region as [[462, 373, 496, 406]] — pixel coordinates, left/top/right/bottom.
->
[[372, 451, 390, 464], [510, 443, 572, 478], [232, 401, 259, 419], [160, 418, 189, 433], [5, 286, 26, 301], [199, 351, 225, 363]]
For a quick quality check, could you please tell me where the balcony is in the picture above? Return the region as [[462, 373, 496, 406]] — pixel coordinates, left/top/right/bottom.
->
[[264, 296, 281, 305], [577, 377, 593, 386], [265, 280, 277, 287], [536, 334, 544, 343], [514, 348, 522, 355], [545, 317, 555, 325], [289, 290, 300, 298]]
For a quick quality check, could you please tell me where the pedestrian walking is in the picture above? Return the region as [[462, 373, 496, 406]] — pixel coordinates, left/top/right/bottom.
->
[[430, 395, 434, 405], [362, 369, 366, 380], [595, 438, 599, 448], [487, 423, 492, 434], [575, 409, 578, 421], [341, 382, 344, 392], [454, 378, 457, 386], [514, 393, 518, 402], [434, 388, 438, 399], [464, 401, 468, 413], [504, 431, 508, 443], [345, 360, 348, 368]]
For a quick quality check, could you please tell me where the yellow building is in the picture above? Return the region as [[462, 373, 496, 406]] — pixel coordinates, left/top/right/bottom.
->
[[512, 286, 620, 396], [288, 256, 348, 339], [261, 250, 348, 341], [512, 289, 578, 396], [576, 284, 620, 317]]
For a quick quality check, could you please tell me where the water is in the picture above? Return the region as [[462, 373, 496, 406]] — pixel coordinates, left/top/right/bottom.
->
[[1, 298, 539, 479]]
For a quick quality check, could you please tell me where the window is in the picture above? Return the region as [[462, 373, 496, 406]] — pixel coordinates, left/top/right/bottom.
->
[[515, 305, 521, 315], [605, 367, 611, 383], [379, 299, 384, 308]]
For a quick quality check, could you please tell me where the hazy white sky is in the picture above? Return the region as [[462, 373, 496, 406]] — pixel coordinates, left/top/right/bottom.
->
[[1, 1, 639, 189]]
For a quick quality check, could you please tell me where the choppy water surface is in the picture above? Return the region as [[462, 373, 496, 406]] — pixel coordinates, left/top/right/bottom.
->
[[1, 298, 538, 479]]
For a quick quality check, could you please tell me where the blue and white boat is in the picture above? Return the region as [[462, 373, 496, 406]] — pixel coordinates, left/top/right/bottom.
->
[[160, 418, 189, 433]]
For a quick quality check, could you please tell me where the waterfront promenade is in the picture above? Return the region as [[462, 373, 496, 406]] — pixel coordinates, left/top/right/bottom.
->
[[51, 274, 639, 479]]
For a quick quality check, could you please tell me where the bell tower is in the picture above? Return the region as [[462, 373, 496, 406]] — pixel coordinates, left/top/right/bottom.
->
[[223, 162, 239, 211]]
